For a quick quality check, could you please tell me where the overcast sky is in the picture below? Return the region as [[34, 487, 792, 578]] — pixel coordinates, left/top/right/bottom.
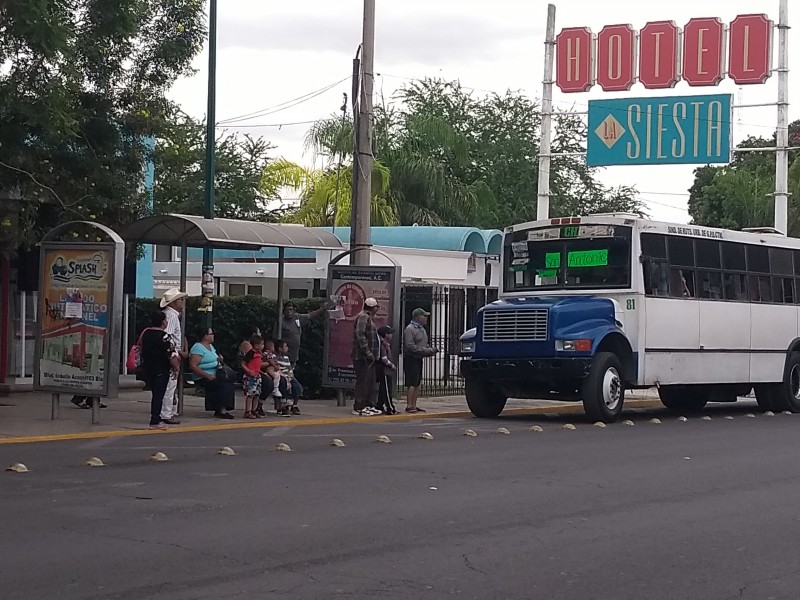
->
[[169, 0, 796, 225]]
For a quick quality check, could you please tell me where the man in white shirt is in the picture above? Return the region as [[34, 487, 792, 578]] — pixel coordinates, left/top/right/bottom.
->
[[159, 288, 187, 424]]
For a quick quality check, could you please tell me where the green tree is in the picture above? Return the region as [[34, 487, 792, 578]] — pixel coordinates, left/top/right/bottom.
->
[[286, 78, 643, 230], [0, 0, 206, 246], [154, 109, 284, 221], [688, 120, 800, 234]]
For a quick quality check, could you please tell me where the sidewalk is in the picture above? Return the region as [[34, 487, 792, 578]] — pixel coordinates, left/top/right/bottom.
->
[[0, 383, 661, 444]]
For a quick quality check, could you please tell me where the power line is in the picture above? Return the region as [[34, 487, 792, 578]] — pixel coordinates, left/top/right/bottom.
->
[[217, 76, 350, 125], [217, 119, 320, 129]]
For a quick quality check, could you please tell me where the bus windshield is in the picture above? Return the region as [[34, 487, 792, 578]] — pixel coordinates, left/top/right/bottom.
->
[[504, 224, 632, 292]]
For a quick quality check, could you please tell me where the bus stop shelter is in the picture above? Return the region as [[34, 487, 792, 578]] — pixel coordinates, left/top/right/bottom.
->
[[123, 214, 344, 409], [124, 213, 343, 302]]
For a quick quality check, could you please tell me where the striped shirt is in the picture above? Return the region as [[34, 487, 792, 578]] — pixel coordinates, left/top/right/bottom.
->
[[276, 353, 293, 379], [164, 306, 182, 352]]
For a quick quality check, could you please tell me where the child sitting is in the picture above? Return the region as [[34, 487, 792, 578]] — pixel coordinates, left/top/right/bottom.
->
[[275, 339, 303, 416], [241, 335, 265, 419], [261, 339, 283, 400]]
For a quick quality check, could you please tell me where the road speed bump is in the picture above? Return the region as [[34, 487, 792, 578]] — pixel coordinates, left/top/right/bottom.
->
[[562, 424, 576, 431], [764, 411, 775, 416], [677, 416, 688, 422], [275, 443, 292, 452], [149, 452, 169, 462], [496, 427, 511, 435], [463, 429, 478, 437], [529, 425, 544, 433], [374, 435, 392, 444], [701, 416, 712, 421], [622, 420, 635, 426], [330, 438, 346, 447], [85, 457, 105, 467], [418, 432, 434, 440], [217, 447, 236, 456], [593, 422, 606, 428], [648, 418, 661, 424], [5, 463, 29, 473]]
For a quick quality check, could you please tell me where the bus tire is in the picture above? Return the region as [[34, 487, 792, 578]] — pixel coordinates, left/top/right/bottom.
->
[[763, 352, 800, 413], [658, 386, 709, 412], [582, 352, 625, 423], [465, 378, 507, 418]]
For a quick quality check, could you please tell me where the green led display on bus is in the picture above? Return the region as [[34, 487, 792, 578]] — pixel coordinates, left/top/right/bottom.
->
[[567, 249, 608, 268]]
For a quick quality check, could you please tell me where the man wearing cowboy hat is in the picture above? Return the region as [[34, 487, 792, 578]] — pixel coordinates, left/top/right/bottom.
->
[[159, 288, 188, 424]]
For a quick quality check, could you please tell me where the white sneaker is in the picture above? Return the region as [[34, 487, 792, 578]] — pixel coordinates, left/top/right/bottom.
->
[[364, 407, 382, 416], [352, 410, 363, 416], [273, 390, 283, 398]]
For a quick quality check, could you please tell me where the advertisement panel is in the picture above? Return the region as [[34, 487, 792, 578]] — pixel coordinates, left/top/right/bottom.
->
[[35, 244, 120, 396], [323, 264, 401, 389]]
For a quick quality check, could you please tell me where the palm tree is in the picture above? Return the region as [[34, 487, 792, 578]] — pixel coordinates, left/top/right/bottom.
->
[[262, 157, 396, 227]]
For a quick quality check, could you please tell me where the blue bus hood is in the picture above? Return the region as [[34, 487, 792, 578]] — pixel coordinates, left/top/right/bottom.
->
[[464, 295, 621, 358]]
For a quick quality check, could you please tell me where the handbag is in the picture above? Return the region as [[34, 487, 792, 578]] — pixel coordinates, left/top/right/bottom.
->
[[126, 327, 159, 372], [216, 364, 236, 382]]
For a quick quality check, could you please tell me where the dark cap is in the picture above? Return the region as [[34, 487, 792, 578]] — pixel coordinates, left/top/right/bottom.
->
[[377, 325, 394, 337]]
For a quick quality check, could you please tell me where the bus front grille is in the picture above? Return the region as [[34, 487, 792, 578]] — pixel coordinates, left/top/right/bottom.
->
[[482, 309, 548, 342]]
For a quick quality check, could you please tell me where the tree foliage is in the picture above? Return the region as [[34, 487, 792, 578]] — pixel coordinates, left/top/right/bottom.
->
[[688, 120, 800, 235], [283, 78, 643, 229], [0, 0, 206, 246], [154, 109, 283, 221]]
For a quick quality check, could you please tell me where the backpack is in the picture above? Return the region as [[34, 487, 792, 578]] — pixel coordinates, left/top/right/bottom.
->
[[126, 327, 160, 372]]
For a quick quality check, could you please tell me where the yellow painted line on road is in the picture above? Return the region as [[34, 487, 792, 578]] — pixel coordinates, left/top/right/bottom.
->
[[0, 399, 663, 445]]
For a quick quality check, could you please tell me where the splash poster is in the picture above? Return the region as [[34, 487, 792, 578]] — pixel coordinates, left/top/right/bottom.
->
[[37, 247, 112, 393]]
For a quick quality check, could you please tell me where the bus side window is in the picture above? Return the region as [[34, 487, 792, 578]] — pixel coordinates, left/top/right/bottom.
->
[[723, 273, 748, 301], [644, 260, 669, 296], [670, 268, 695, 298]]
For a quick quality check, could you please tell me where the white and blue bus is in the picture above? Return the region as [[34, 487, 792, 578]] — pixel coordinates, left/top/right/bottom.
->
[[459, 213, 800, 422]]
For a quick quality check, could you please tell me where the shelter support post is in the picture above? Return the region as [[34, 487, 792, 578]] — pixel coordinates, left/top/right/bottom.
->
[[90, 397, 100, 425], [51, 393, 60, 420], [276, 247, 285, 338], [179, 242, 187, 415], [774, 0, 790, 235]]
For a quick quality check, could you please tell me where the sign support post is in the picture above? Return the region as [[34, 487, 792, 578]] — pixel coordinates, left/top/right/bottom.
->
[[537, 4, 556, 221], [775, 0, 790, 235]]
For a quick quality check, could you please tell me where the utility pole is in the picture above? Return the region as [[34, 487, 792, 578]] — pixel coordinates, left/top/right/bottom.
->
[[774, 0, 790, 235], [202, 0, 218, 325], [351, 0, 375, 266]]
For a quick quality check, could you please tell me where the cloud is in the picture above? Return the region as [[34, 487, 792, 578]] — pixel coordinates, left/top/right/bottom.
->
[[218, 11, 540, 67]]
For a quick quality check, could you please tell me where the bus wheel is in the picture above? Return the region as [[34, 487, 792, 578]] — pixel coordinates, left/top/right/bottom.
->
[[582, 352, 625, 423], [465, 379, 508, 418], [658, 386, 708, 412], [763, 352, 800, 413]]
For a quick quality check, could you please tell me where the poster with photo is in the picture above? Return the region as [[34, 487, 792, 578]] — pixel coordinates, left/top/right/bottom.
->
[[36, 246, 113, 394], [323, 264, 401, 388]]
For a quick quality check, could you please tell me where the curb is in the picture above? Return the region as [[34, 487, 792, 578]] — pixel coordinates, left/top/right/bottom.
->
[[0, 399, 664, 446]]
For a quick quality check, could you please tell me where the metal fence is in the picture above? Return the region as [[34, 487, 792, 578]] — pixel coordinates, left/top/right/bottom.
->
[[398, 285, 498, 397]]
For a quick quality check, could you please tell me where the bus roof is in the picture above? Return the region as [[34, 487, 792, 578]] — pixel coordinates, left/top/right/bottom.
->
[[505, 214, 800, 250]]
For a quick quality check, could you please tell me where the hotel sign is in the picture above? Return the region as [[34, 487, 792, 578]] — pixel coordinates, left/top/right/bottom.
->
[[556, 14, 773, 92]]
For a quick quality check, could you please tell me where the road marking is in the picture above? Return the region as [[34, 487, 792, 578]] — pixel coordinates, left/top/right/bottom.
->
[[0, 400, 663, 445]]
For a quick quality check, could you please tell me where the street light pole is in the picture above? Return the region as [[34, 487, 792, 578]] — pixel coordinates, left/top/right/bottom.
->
[[202, 0, 218, 325]]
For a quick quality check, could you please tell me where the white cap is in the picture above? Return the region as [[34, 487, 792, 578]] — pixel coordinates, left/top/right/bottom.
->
[[365, 297, 378, 308]]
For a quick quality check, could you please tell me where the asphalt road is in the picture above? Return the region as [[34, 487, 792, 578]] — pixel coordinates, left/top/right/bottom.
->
[[2, 402, 800, 600]]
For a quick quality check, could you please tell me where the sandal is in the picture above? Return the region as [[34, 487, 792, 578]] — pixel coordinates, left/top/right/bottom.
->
[[415, 407, 426, 412], [405, 407, 419, 413]]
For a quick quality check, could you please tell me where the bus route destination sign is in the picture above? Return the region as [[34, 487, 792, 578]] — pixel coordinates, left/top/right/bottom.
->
[[587, 94, 732, 167]]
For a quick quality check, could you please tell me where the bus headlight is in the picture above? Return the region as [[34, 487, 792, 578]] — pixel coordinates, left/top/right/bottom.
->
[[460, 340, 476, 354], [556, 339, 592, 352]]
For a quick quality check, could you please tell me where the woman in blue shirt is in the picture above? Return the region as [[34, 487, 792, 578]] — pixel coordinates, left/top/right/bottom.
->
[[189, 327, 235, 419]]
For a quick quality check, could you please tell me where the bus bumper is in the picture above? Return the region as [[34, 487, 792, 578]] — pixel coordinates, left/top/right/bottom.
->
[[460, 357, 593, 383]]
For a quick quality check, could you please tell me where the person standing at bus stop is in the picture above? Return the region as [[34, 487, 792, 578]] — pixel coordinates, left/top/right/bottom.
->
[[351, 298, 382, 416], [278, 301, 328, 369], [403, 308, 438, 413], [160, 288, 187, 424]]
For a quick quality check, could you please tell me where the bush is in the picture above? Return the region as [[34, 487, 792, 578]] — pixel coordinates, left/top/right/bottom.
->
[[127, 295, 329, 397]]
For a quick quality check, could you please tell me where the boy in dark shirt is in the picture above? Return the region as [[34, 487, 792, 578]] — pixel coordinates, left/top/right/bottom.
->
[[376, 326, 397, 415]]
